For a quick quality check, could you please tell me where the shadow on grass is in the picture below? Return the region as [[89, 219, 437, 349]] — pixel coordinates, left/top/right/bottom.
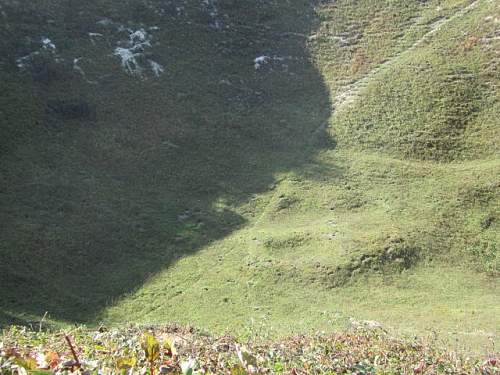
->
[[0, 0, 334, 326]]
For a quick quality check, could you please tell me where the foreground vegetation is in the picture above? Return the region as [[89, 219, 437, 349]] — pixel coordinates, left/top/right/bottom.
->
[[1, 325, 498, 374]]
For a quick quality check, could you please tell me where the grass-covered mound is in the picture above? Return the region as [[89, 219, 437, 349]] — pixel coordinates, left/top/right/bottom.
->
[[331, 0, 499, 161], [1, 325, 498, 374]]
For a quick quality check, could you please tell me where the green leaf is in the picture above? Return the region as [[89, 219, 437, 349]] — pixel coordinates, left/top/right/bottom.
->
[[14, 357, 37, 370], [141, 333, 160, 363], [163, 337, 173, 357], [230, 365, 248, 375], [116, 356, 137, 370]]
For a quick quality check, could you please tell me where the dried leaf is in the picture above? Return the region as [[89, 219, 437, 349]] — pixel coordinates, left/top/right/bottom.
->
[[45, 351, 60, 369], [236, 345, 257, 368]]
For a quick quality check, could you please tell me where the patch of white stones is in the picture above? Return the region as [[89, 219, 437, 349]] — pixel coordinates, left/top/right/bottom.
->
[[254, 55, 271, 70], [15, 0, 234, 81], [149, 60, 165, 77], [16, 37, 60, 69], [41, 37, 56, 50], [113, 28, 165, 78], [254, 55, 287, 70], [15, 16, 167, 81], [88, 32, 103, 45]]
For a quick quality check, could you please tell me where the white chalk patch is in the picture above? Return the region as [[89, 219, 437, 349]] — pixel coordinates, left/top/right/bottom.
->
[[254, 55, 289, 70], [254, 55, 271, 69], [96, 18, 113, 27], [16, 37, 57, 70], [130, 29, 148, 44], [88, 32, 103, 45], [41, 37, 56, 51], [114, 47, 142, 76], [16, 54, 34, 69], [149, 60, 165, 77], [73, 57, 85, 75], [113, 27, 164, 78]]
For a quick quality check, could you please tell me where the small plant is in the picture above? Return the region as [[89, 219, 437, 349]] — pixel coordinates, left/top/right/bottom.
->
[[141, 333, 160, 375]]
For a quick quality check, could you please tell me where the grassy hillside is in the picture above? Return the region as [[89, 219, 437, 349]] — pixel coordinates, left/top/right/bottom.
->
[[331, 0, 499, 161], [0, 0, 332, 324], [1, 0, 498, 354]]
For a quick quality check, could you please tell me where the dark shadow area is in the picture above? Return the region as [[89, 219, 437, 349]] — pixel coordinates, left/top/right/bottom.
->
[[0, 0, 333, 325]]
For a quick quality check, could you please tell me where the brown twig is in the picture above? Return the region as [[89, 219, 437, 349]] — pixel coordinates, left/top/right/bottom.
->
[[65, 334, 81, 368]]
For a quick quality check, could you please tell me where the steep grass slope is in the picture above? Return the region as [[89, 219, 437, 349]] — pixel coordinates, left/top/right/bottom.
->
[[331, 0, 499, 161], [1, 0, 498, 352], [0, 0, 331, 324], [329, 0, 499, 270]]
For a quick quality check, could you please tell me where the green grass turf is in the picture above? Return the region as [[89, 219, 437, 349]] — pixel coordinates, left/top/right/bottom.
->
[[0, 0, 498, 353]]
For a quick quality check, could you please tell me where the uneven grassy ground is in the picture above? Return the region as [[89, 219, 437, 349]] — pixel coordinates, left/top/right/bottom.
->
[[1, 0, 499, 354]]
